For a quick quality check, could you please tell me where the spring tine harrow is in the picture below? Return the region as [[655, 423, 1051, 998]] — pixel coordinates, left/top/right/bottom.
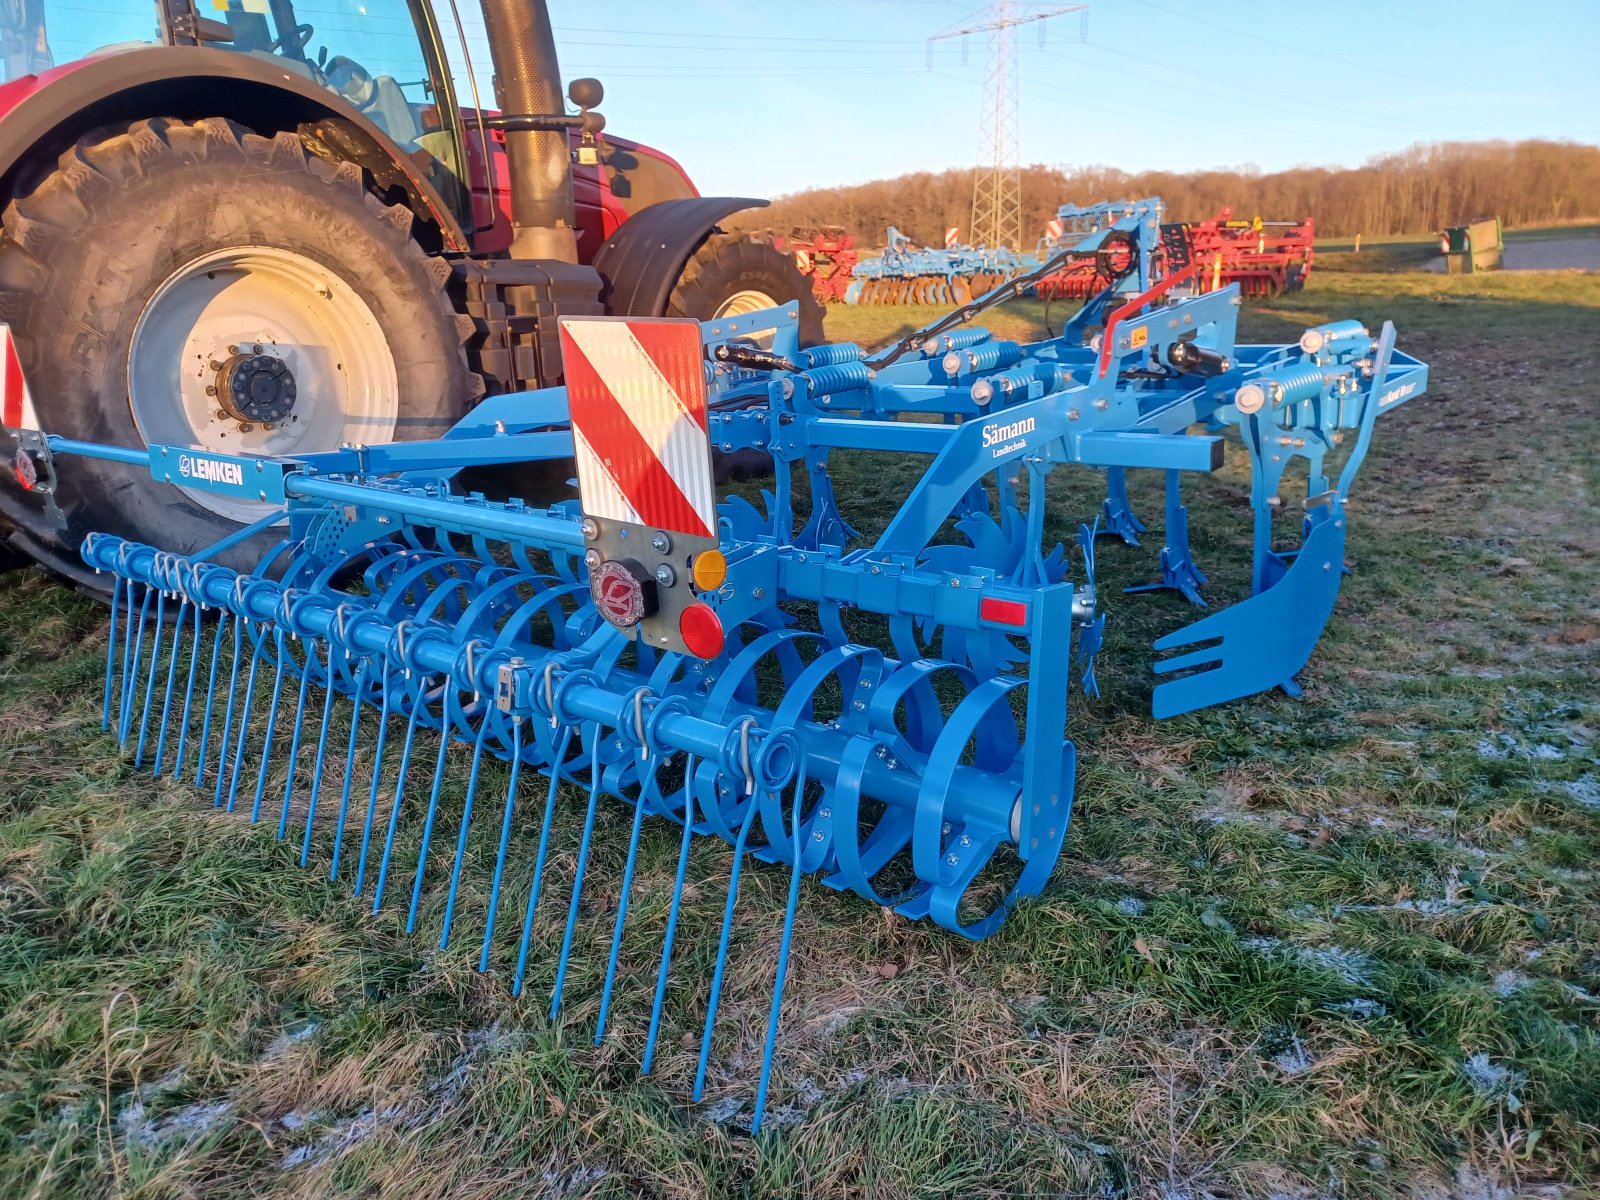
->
[[10, 198, 1428, 1131]]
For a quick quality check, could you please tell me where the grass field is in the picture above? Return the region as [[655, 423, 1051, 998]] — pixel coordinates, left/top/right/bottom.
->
[[2, 270, 1597, 1199]]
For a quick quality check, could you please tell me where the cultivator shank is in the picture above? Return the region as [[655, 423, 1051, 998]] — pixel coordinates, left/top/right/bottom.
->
[[5, 200, 1427, 1131]]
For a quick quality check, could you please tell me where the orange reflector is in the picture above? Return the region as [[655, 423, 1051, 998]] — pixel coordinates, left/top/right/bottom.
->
[[691, 549, 727, 592], [679, 602, 725, 659], [979, 596, 1028, 627]]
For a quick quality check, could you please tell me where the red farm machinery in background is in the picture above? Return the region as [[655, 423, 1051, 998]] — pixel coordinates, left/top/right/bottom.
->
[[1186, 209, 1316, 296], [776, 225, 860, 304]]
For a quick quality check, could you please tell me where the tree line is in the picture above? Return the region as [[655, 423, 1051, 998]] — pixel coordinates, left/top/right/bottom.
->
[[738, 139, 1600, 247]]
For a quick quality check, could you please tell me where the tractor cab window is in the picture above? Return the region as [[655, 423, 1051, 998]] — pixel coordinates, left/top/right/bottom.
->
[[210, 1, 437, 148], [0, 0, 161, 81]]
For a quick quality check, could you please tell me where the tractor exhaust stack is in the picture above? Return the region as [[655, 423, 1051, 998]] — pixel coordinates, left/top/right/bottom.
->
[[480, 0, 580, 262]]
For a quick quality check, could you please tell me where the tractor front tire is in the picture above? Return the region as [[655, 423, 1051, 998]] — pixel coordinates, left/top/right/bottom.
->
[[0, 117, 479, 594]]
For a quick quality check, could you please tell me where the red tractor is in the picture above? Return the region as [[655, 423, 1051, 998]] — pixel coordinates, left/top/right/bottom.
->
[[0, 0, 821, 586]]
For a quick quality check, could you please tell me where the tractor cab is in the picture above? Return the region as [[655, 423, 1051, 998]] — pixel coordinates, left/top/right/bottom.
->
[[0, 0, 472, 213]]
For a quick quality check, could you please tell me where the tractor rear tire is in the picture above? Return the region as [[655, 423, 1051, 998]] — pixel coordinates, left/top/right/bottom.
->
[[0, 118, 479, 595], [668, 231, 825, 347]]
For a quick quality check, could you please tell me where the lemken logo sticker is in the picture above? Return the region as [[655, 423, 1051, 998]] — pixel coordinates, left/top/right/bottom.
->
[[176, 453, 245, 488], [980, 414, 1036, 458]]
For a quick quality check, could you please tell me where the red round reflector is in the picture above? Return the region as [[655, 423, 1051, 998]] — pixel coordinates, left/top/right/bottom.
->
[[678, 602, 725, 659], [13, 448, 36, 492]]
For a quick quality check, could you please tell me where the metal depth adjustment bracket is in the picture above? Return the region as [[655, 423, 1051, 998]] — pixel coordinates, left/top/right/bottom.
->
[[558, 316, 727, 659]]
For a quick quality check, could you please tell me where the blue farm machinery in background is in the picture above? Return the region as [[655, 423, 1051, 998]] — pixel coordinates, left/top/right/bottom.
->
[[0, 198, 1428, 1132]]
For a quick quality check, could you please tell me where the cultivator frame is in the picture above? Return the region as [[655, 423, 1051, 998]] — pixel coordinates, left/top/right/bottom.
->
[[2, 201, 1428, 1131]]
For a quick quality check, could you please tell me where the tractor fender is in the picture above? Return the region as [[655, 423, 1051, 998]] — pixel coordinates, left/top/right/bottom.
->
[[0, 46, 470, 250], [592, 195, 767, 316]]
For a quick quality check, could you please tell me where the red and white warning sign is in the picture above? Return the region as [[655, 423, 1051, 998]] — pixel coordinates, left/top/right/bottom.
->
[[0, 324, 40, 431], [1046, 218, 1064, 242], [943, 226, 960, 249], [558, 317, 716, 540]]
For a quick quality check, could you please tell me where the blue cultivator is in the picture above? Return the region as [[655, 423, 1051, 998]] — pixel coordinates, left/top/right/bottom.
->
[[3, 200, 1427, 1131], [843, 225, 1039, 305]]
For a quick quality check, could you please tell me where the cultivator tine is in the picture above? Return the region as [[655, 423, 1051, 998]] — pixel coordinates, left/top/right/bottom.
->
[[351, 662, 397, 894]]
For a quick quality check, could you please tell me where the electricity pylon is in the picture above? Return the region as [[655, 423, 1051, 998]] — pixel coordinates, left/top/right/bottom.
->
[[929, 2, 1087, 251]]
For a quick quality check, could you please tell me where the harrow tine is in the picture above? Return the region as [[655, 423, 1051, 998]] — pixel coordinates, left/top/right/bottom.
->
[[370, 681, 429, 911], [193, 608, 229, 788], [480, 718, 532, 973], [151, 593, 192, 775], [298, 640, 342, 865], [247, 627, 291, 823], [511, 723, 576, 996], [642, 756, 698, 1074], [352, 660, 398, 895], [595, 735, 660, 1044], [102, 573, 120, 731], [171, 597, 206, 778], [132, 587, 167, 766], [550, 734, 607, 1019], [404, 694, 457, 934], [752, 763, 809, 1135], [275, 635, 318, 840], [438, 713, 494, 947], [327, 658, 373, 880], [118, 579, 150, 746], [693, 791, 759, 1104], [219, 616, 259, 811]]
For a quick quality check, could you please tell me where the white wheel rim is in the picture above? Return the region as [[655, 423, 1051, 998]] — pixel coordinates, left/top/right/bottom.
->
[[713, 288, 780, 318], [128, 247, 399, 523]]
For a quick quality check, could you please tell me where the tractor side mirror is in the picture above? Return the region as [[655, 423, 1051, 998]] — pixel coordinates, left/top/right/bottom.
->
[[567, 78, 603, 110]]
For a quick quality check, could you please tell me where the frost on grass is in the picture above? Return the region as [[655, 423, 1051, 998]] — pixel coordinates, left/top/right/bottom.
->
[[119, 1099, 234, 1149], [278, 1023, 517, 1170], [1274, 1038, 1314, 1076], [1329, 998, 1387, 1020], [1243, 937, 1376, 987], [1563, 774, 1600, 810], [1460, 1053, 1525, 1112], [1115, 896, 1148, 917]]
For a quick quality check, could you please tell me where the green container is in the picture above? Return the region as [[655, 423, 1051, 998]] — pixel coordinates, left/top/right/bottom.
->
[[1440, 217, 1503, 273]]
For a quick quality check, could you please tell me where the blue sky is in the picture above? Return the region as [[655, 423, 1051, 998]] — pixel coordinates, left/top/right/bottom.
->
[[538, 0, 1599, 197]]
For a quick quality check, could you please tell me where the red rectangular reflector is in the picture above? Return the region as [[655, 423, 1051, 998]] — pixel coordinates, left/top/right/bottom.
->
[[979, 596, 1028, 627]]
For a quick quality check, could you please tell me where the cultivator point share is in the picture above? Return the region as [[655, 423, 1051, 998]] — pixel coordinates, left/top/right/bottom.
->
[[1, 200, 1428, 1131]]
